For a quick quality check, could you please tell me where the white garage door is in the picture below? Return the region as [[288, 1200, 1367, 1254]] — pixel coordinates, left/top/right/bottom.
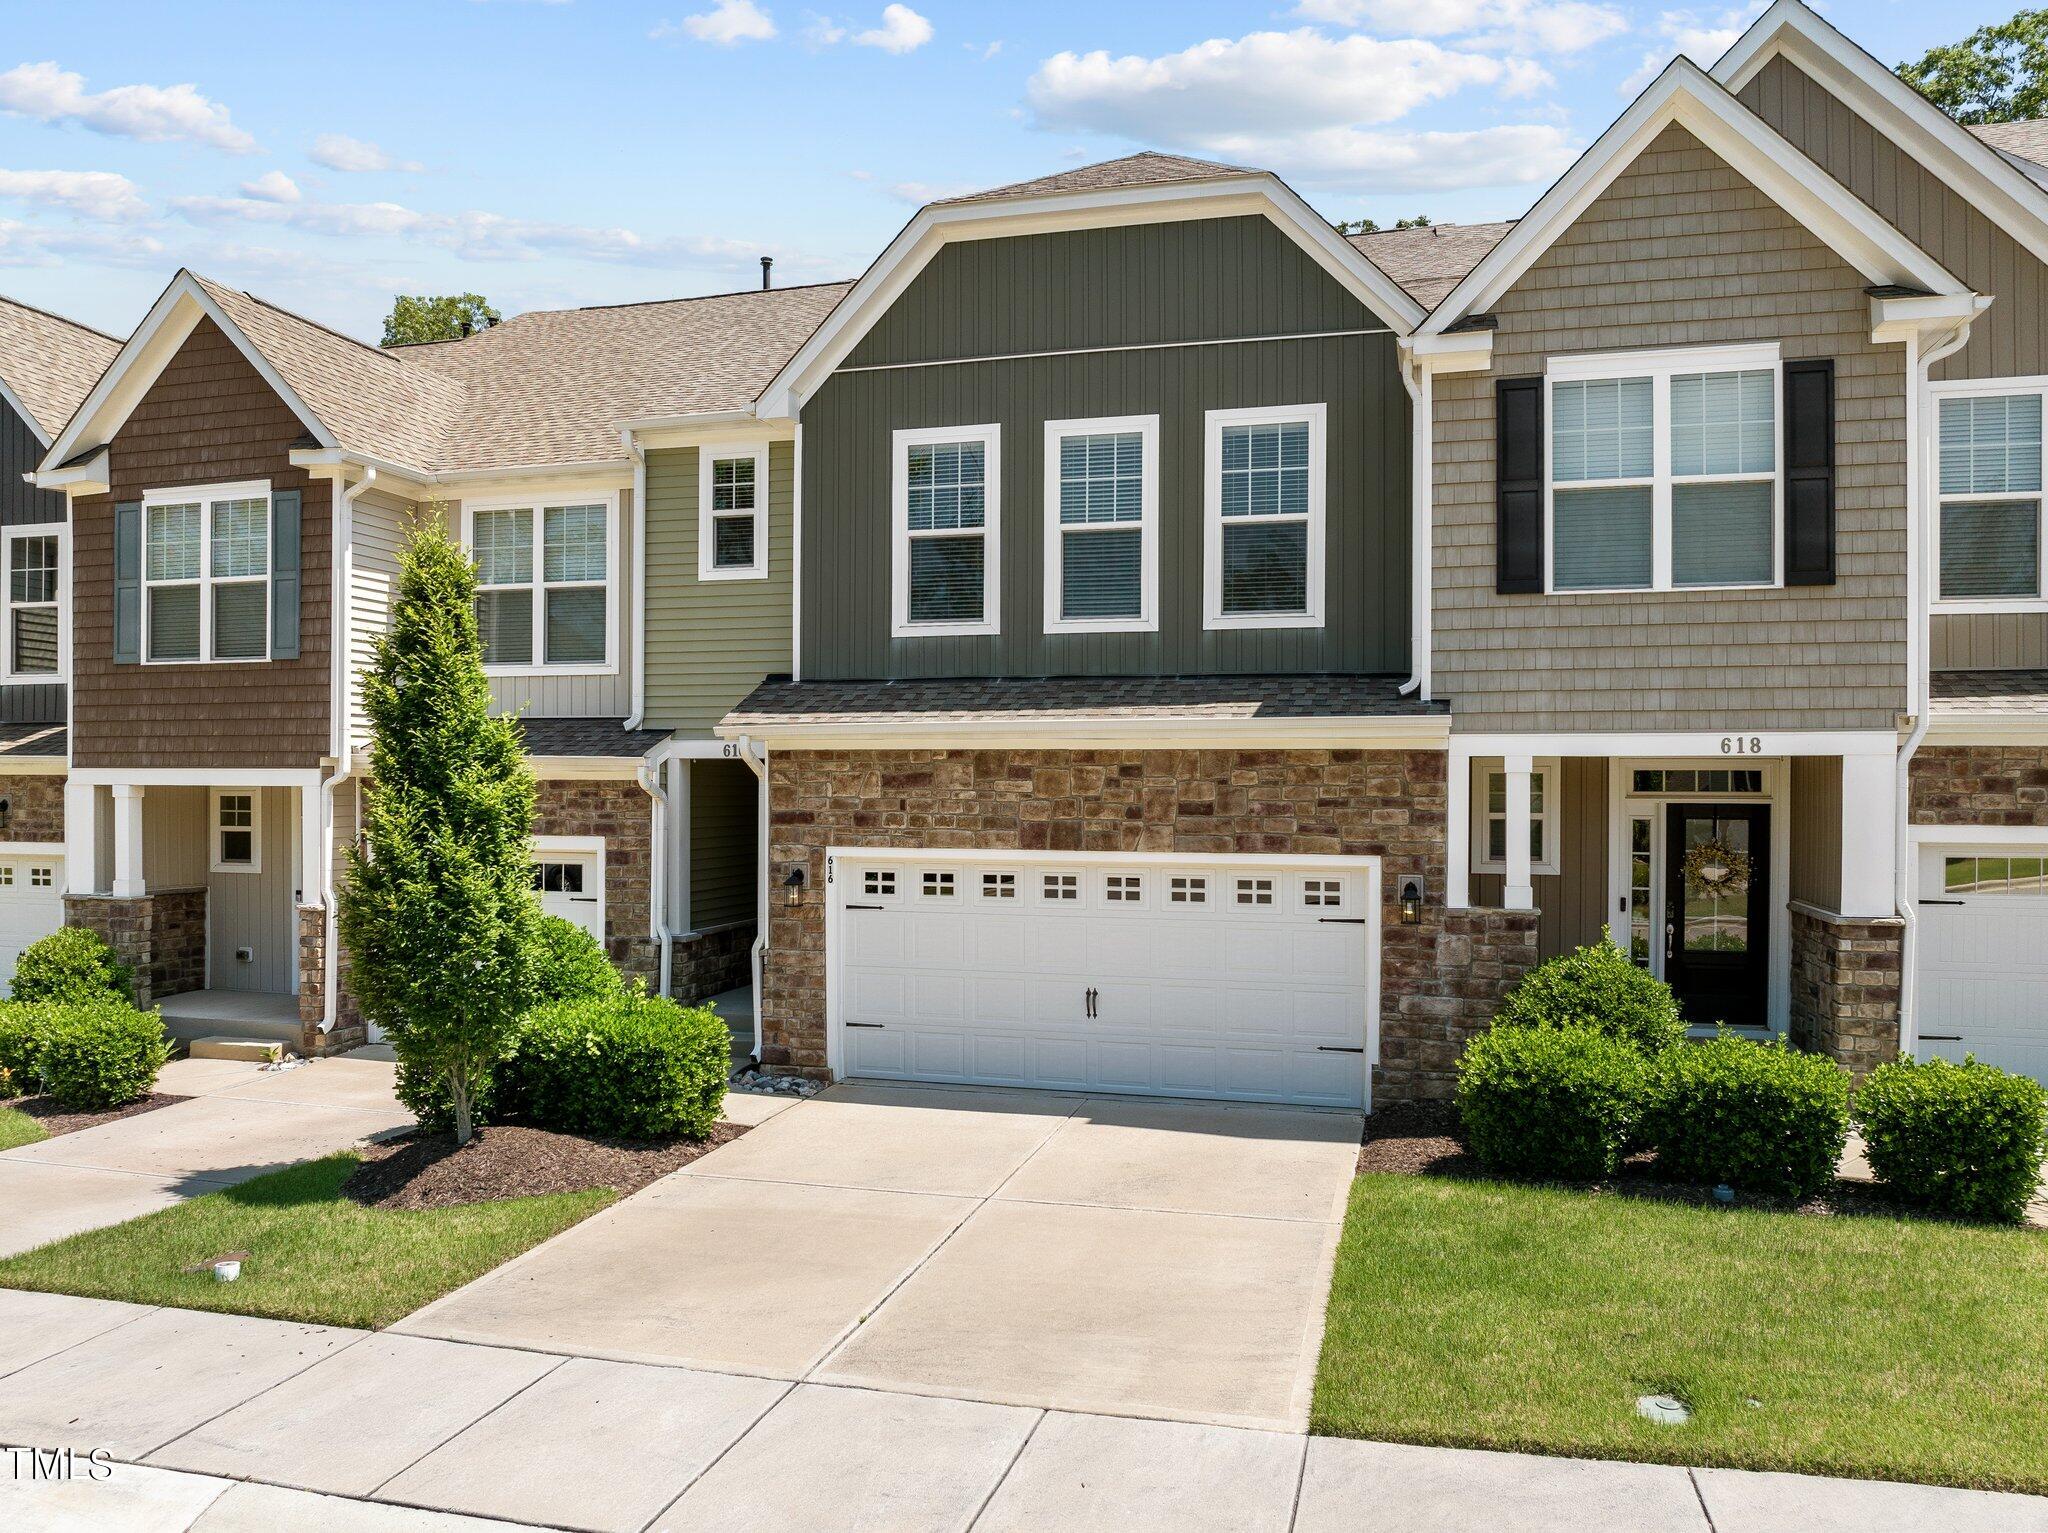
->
[[0, 852, 64, 998], [830, 852, 1377, 1108], [534, 851, 603, 940], [1916, 844, 2048, 1082]]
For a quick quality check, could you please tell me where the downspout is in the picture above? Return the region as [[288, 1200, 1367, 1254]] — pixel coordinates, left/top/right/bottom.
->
[[1395, 345, 1431, 699], [320, 468, 376, 1034], [623, 429, 648, 728], [735, 733, 769, 1067], [636, 751, 672, 996], [1895, 317, 1977, 1061]]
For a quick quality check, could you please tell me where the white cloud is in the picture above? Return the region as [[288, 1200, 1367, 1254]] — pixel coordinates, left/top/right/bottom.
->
[[0, 219, 164, 267], [1200, 122, 1578, 191], [1618, 3, 1764, 94], [884, 179, 978, 203], [854, 4, 932, 52], [661, 0, 777, 44], [803, 13, 847, 45], [0, 62, 255, 154], [1296, 0, 1626, 54], [308, 133, 423, 174], [238, 170, 301, 203], [0, 168, 149, 222], [1028, 30, 1547, 143]]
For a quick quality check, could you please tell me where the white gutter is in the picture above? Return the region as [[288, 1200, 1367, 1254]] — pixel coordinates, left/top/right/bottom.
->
[[791, 422, 804, 684], [622, 428, 648, 729], [321, 469, 377, 1035], [734, 733, 769, 1067], [1895, 316, 1979, 1061]]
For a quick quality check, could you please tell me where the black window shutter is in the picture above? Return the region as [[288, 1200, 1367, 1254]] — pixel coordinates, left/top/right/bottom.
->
[[112, 501, 141, 664], [1496, 376, 1544, 594], [1783, 359, 1835, 587], [270, 488, 301, 659]]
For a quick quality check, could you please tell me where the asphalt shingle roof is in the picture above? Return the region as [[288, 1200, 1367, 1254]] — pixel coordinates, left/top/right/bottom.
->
[[0, 722, 66, 759], [516, 718, 672, 759], [940, 152, 1257, 205], [1347, 222, 1517, 310], [1969, 120, 2048, 171], [0, 297, 120, 441], [1930, 670, 2048, 714]]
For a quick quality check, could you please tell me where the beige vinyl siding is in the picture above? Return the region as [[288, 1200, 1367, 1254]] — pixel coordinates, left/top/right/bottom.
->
[[687, 758, 757, 931], [644, 441, 793, 734], [1789, 756, 1843, 911], [1740, 56, 2048, 673], [207, 785, 296, 993], [1470, 757, 1609, 960], [1432, 125, 1908, 733], [348, 488, 415, 750]]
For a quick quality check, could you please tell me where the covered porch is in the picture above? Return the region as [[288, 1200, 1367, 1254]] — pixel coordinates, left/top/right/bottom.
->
[[1447, 732, 1902, 1064]]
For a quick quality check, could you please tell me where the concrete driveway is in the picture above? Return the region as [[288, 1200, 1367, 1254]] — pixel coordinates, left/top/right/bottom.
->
[[397, 1081, 1362, 1430]]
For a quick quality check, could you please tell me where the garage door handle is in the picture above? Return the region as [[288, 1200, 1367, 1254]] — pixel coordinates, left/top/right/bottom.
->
[[1919, 1034, 1961, 1042], [1319, 917, 1367, 925], [1918, 898, 1965, 906], [1318, 1046, 1365, 1054], [846, 903, 884, 911], [846, 1022, 885, 1030]]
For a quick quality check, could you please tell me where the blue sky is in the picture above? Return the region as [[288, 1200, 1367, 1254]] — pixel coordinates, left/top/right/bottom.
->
[[0, 0, 2016, 342]]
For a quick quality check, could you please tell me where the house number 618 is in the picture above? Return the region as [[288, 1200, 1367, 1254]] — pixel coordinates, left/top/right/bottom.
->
[[1720, 736, 1763, 755]]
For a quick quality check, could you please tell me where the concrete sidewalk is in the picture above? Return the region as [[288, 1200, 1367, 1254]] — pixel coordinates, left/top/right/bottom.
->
[[0, 1290, 2042, 1532]]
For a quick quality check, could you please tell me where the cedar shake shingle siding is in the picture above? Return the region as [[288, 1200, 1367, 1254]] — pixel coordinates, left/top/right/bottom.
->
[[1431, 125, 1908, 733], [1739, 56, 2048, 674], [71, 316, 330, 770]]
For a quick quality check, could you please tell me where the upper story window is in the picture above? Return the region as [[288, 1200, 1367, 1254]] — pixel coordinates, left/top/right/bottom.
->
[[1548, 345, 1780, 594], [1205, 404, 1326, 630], [143, 481, 269, 664], [1936, 387, 2045, 606], [466, 493, 616, 673], [699, 444, 770, 581], [3, 526, 62, 681], [892, 424, 1000, 637], [1043, 415, 1158, 634]]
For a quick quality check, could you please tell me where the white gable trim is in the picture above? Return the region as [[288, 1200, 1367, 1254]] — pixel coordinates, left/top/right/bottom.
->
[[1715, 0, 2048, 272], [756, 176, 1427, 419], [37, 271, 336, 480], [1419, 57, 1969, 337]]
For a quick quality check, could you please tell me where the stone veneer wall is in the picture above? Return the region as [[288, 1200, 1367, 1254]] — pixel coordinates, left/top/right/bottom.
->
[[672, 922, 754, 1006], [0, 775, 64, 843], [534, 776, 658, 986], [64, 887, 207, 1005], [297, 905, 366, 1056], [1789, 905, 1903, 1078], [1910, 746, 2048, 826], [761, 747, 1539, 1104]]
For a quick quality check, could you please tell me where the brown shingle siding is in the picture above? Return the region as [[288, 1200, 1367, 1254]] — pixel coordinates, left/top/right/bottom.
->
[[71, 317, 330, 770], [1431, 126, 1908, 733]]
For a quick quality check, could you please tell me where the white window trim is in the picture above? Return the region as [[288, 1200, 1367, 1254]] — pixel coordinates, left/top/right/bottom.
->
[[1203, 402, 1327, 631], [1544, 342, 1783, 596], [698, 442, 771, 583], [140, 479, 272, 666], [210, 787, 261, 875], [0, 521, 66, 685], [891, 423, 1002, 639], [1469, 756, 1561, 877], [1042, 413, 1159, 635], [1928, 373, 2048, 613], [461, 490, 620, 677]]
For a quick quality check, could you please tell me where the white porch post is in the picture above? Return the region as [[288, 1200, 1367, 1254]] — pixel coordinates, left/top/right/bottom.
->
[[1840, 751, 1898, 919], [1503, 753, 1535, 911], [110, 784, 145, 898], [65, 781, 97, 896], [298, 786, 324, 909], [1446, 739, 1473, 908]]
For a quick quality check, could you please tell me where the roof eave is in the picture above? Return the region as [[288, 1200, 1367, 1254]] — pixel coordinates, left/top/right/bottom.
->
[[711, 713, 1453, 751]]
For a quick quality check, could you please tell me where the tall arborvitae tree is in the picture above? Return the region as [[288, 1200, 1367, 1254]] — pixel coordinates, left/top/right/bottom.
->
[[339, 518, 539, 1144]]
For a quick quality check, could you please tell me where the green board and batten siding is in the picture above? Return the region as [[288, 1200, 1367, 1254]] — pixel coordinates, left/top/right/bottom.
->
[[800, 215, 1413, 680], [688, 759, 757, 931]]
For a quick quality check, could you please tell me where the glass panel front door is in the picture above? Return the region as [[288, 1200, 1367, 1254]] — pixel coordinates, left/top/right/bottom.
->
[[1662, 804, 1770, 1027]]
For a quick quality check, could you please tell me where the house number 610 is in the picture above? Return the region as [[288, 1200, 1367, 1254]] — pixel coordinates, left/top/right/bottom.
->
[[1720, 736, 1763, 755]]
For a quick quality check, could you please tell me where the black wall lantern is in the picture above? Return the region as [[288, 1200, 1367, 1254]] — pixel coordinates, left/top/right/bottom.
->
[[783, 866, 806, 908], [1397, 874, 1425, 926]]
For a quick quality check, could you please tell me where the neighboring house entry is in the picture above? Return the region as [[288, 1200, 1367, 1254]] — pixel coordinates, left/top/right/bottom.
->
[[827, 850, 1378, 1108], [533, 836, 604, 941], [0, 849, 62, 997], [1915, 842, 2048, 1084]]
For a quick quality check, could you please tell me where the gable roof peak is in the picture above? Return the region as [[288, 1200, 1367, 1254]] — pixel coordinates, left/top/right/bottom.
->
[[938, 150, 1259, 206]]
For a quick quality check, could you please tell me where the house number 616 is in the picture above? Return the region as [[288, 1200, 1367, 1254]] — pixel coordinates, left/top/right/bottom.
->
[[1720, 736, 1763, 755]]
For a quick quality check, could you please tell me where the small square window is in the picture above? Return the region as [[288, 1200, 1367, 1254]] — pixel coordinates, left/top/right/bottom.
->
[[1043, 873, 1079, 901], [28, 865, 51, 888], [214, 791, 258, 872], [1235, 877, 1274, 906], [1106, 874, 1142, 903], [0, 866, 15, 887], [1304, 878, 1342, 908], [981, 872, 1016, 899], [922, 870, 956, 898], [864, 869, 896, 897], [1170, 875, 1207, 905]]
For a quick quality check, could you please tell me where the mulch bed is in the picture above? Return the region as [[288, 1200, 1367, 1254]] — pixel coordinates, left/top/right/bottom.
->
[[6, 1092, 191, 1139], [342, 1121, 748, 1211]]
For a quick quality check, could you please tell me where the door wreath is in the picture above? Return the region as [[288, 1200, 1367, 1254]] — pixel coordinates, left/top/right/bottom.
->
[[1681, 838, 1752, 900]]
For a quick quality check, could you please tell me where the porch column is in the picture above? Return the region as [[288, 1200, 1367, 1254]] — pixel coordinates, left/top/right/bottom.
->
[[1839, 751, 1897, 918], [1502, 753, 1535, 911], [110, 784, 145, 899], [298, 785, 325, 909], [1446, 739, 1473, 908], [65, 781, 97, 895]]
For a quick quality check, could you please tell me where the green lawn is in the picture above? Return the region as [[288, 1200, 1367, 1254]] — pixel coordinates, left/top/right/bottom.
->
[[0, 1105, 47, 1151], [1313, 1175, 2048, 1494], [0, 1153, 612, 1329]]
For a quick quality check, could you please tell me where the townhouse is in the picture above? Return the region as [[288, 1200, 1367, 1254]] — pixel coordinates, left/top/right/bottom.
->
[[2, 0, 2043, 1104]]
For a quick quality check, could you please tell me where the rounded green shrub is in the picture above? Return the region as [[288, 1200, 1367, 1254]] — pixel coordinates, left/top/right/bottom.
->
[[12, 927, 134, 1007], [1455, 1024, 1650, 1181], [1496, 935, 1686, 1055], [530, 915, 628, 1005], [497, 994, 729, 1139], [0, 1002, 59, 1098], [1644, 1034, 1850, 1199], [34, 1004, 171, 1110], [1855, 1056, 2048, 1224]]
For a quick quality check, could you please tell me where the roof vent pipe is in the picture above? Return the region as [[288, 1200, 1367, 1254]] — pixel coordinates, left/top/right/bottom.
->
[[761, 256, 773, 290]]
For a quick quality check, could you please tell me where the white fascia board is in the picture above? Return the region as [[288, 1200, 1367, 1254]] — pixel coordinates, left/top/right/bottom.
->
[[1922, 715, 2048, 746], [757, 177, 1425, 418], [1420, 57, 1967, 337], [711, 714, 1453, 751], [1401, 331, 1494, 375], [42, 273, 336, 476], [632, 419, 797, 451], [288, 448, 635, 499], [1871, 292, 1994, 346], [1715, 1, 2048, 272], [34, 446, 108, 495], [529, 755, 656, 779]]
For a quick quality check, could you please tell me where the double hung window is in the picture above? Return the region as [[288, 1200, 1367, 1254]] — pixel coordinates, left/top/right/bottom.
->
[[892, 424, 1000, 636], [1936, 388, 2045, 604], [1043, 415, 1157, 632], [143, 482, 269, 663], [469, 496, 615, 670]]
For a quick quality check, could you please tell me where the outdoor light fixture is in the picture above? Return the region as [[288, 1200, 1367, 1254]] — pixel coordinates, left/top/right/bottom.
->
[[1398, 875, 1424, 926], [784, 866, 806, 908]]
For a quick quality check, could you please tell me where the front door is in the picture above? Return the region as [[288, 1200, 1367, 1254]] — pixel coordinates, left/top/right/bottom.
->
[[1664, 804, 1770, 1028]]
